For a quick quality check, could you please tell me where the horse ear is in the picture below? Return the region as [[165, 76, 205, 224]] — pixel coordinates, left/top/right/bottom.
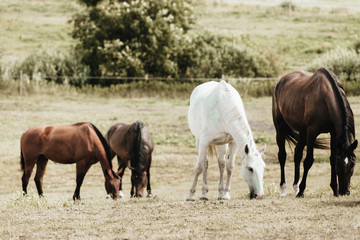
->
[[349, 140, 358, 152], [259, 144, 266, 155], [245, 144, 249, 155]]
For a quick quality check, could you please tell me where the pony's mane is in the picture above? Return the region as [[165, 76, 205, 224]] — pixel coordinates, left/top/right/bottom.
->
[[89, 123, 113, 169], [133, 121, 146, 172], [319, 68, 355, 142]]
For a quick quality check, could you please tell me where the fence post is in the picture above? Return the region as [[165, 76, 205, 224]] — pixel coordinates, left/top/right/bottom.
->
[[19, 70, 23, 96]]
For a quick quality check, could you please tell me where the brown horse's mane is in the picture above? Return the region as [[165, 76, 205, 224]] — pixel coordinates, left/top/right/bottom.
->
[[319, 68, 355, 141], [89, 123, 114, 169], [133, 121, 146, 172]]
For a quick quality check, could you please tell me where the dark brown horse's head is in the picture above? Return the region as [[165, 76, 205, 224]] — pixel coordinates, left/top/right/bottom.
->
[[104, 169, 121, 199], [131, 166, 148, 198], [129, 121, 153, 198], [337, 140, 357, 195]]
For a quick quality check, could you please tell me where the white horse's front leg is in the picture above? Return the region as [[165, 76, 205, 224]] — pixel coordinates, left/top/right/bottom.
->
[[217, 144, 227, 200], [187, 141, 208, 201], [224, 142, 237, 200]]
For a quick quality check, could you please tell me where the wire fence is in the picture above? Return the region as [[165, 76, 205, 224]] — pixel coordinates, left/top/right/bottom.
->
[[11, 71, 279, 96]]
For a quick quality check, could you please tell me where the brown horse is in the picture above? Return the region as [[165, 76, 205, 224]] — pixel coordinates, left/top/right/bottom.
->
[[272, 68, 357, 198], [105, 121, 153, 198], [20, 122, 120, 200]]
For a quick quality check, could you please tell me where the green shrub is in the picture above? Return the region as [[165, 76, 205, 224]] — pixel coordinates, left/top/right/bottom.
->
[[11, 49, 89, 86], [177, 31, 281, 78], [308, 46, 360, 81]]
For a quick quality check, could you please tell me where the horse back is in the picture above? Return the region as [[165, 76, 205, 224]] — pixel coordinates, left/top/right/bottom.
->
[[21, 122, 98, 163], [274, 69, 341, 132], [188, 80, 246, 139]]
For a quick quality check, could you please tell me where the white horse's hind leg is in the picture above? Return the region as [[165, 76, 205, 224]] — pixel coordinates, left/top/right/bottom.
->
[[200, 153, 209, 201], [224, 142, 237, 200], [217, 144, 227, 200], [187, 141, 207, 201]]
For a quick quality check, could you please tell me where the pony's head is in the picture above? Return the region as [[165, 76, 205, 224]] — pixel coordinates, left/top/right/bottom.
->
[[336, 139, 357, 195], [104, 169, 120, 199], [241, 144, 266, 199]]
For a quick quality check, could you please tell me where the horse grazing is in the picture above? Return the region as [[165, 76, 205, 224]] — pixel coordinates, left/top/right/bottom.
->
[[20, 122, 120, 200], [273, 68, 357, 198], [105, 121, 153, 198], [187, 80, 266, 201]]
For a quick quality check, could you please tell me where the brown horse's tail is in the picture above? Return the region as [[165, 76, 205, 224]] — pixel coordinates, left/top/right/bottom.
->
[[89, 123, 113, 168], [20, 150, 25, 171], [286, 128, 330, 150]]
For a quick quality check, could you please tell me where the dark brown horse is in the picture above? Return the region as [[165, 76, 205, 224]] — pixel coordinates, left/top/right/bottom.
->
[[272, 68, 357, 198], [105, 121, 153, 198], [20, 122, 120, 200]]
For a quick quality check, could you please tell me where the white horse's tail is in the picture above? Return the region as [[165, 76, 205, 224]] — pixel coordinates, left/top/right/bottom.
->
[[207, 145, 218, 161]]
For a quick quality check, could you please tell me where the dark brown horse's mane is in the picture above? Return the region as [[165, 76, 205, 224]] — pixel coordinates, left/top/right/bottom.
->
[[318, 68, 355, 143], [89, 123, 114, 169], [133, 121, 146, 173]]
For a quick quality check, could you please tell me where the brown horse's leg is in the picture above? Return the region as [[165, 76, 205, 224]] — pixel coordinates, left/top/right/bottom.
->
[[117, 156, 126, 197], [329, 133, 338, 196], [297, 131, 318, 198], [73, 161, 91, 200], [22, 158, 36, 195], [276, 130, 287, 197], [146, 155, 152, 197], [34, 155, 48, 197], [293, 133, 306, 195]]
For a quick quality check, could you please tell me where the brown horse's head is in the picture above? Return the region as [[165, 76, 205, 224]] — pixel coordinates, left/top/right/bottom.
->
[[337, 140, 357, 195], [131, 167, 148, 198], [104, 169, 121, 199], [129, 121, 152, 198]]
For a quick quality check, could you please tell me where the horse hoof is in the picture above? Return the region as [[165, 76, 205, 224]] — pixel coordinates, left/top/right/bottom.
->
[[218, 193, 231, 200], [199, 196, 209, 201], [147, 193, 153, 198], [119, 191, 125, 198], [186, 195, 196, 201], [296, 192, 304, 198]]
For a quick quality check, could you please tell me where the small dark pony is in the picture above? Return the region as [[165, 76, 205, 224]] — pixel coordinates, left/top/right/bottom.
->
[[20, 122, 120, 200], [105, 120, 153, 198], [272, 68, 357, 197]]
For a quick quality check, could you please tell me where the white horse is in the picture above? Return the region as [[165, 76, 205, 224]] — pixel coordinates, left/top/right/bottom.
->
[[187, 80, 266, 201]]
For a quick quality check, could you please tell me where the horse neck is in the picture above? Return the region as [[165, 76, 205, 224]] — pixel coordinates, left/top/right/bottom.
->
[[227, 119, 256, 159], [98, 154, 113, 176]]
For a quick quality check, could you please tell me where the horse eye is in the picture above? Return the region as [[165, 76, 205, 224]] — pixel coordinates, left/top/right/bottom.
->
[[248, 167, 254, 173]]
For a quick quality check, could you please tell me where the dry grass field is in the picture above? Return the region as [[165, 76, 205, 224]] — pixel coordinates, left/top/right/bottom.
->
[[1, 92, 360, 239]]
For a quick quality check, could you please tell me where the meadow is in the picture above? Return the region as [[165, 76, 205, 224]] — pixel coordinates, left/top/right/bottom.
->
[[2, 0, 360, 239], [1, 93, 360, 239]]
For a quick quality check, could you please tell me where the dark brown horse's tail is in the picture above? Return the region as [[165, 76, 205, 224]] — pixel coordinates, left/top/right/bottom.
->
[[20, 150, 25, 171], [286, 128, 330, 150], [89, 123, 112, 167]]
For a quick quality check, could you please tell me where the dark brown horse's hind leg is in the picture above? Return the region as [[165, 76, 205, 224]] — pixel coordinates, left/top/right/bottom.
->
[[293, 133, 306, 195], [297, 132, 317, 198], [146, 170, 152, 198], [276, 128, 287, 197], [34, 155, 49, 197]]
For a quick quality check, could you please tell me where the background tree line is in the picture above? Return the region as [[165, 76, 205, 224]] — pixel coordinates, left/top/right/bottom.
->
[[1, 0, 360, 88]]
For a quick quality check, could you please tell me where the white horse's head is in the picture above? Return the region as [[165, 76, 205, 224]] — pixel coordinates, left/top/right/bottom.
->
[[241, 144, 266, 199]]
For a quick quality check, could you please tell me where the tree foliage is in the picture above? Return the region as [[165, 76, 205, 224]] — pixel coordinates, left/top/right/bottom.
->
[[72, 0, 194, 83]]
